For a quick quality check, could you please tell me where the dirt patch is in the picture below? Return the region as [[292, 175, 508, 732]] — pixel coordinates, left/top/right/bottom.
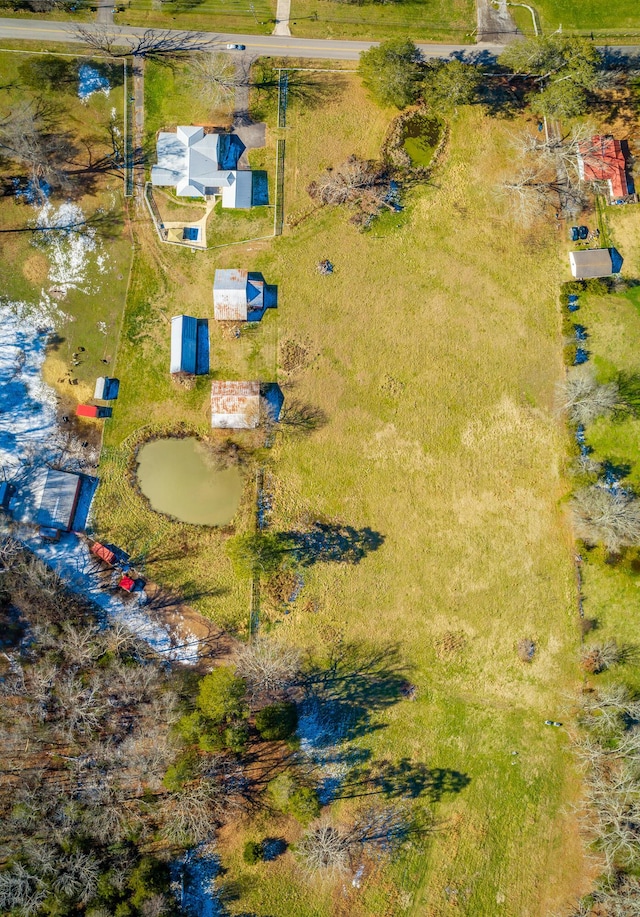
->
[[434, 630, 467, 660], [280, 338, 309, 373]]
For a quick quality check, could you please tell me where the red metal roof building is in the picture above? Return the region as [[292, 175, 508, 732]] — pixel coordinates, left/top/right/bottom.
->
[[76, 404, 99, 418], [91, 541, 116, 565], [577, 136, 631, 201]]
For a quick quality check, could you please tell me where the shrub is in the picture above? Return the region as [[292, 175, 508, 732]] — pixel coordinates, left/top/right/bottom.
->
[[163, 751, 198, 791], [197, 667, 247, 726], [255, 702, 298, 741], [289, 786, 321, 825], [242, 840, 263, 865]]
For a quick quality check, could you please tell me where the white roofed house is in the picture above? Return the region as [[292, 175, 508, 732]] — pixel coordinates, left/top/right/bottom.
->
[[211, 382, 261, 429], [151, 126, 253, 208], [213, 269, 265, 321]]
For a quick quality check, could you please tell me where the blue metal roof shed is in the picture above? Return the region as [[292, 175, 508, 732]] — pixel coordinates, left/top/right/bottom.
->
[[170, 315, 210, 375]]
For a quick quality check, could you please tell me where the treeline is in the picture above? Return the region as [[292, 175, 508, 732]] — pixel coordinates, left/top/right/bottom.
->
[[0, 537, 432, 915]]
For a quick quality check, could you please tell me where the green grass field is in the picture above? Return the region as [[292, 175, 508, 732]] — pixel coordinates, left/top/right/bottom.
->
[[564, 201, 640, 705], [514, 0, 640, 38], [288, 0, 475, 41], [89, 67, 596, 914], [115, 0, 275, 35]]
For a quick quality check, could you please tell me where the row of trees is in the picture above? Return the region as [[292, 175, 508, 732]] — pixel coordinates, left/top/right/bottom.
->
[[358, 35, 603, 118]]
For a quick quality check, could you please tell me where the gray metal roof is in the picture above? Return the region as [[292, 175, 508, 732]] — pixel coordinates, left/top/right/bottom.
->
[[569, 249, 613, 279], [35, 468, 81, 531]]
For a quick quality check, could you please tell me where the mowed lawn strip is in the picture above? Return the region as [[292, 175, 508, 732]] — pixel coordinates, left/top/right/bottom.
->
[[289, 0, 475, 41], [531, 0, 640, 35], [115, 0, 275, 35]]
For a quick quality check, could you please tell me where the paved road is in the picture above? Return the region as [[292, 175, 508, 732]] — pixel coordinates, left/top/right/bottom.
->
[[0, 17, 637, 60], [0, 17, 507, 60]]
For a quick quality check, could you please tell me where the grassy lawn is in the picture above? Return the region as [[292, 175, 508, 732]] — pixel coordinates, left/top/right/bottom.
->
[[115, 0, 275, 35], [90, 64, 591, 913], [516, 0, 640, 37], [288, 0, 475, 41], [566, 201, 640, 704], [0, 50, 132, 410]]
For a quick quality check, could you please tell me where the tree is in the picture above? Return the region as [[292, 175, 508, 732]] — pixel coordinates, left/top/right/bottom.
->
[[235, 636, 301, 699], [422, 59, 482, 111], [255, 702, 298, 741], [72, 25, 219, 59], [358, 39, 422, 109], [197, 666, 248, 725], [558, 369, 620, 426], [187, 52, 240, 108], [581, 640, 622, 674], [0, 101, 75, 199], [572, 486, 640, 553], [499, 36, 602, 120], [530, 79, 590, 120], [226, 532, 294, 580], [307, 156, 386, 207]]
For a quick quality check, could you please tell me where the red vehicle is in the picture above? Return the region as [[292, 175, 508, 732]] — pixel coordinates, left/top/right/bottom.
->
[[118, 574, 135, 593]]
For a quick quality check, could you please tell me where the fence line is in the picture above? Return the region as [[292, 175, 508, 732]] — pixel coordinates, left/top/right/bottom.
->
[[274, 139, 286, 236], [277, 69, 289, 129]]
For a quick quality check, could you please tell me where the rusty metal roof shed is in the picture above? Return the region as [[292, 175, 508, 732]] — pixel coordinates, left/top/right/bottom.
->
[[213, 269, 264, 321], [210, 381, 260, 429]]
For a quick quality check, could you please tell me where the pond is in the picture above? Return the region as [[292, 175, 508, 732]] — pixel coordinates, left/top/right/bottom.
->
[[402, 114, 443, 168], [136, 437, 244, 526]]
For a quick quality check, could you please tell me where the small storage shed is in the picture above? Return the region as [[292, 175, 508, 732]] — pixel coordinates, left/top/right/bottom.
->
[[213, 269, 264, 321], [569, 249, 615, 279], [170, 315, 210, 375], [210, 381, 261, 429], [77, 404, 99, 418], [35, 468, 81, 531], [91, 541, 116, 565], [94, 377, 107, 400]]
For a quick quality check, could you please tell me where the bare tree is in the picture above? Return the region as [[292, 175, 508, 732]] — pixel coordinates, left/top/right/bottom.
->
[[297, 806, 411, 875], [501, 165, 588, 223], [0, 863, 47, 916], [72, 25, 220, 60], [235, 637, 301, 700], [0, 101, 75, 199], [296, 819, 353, 875], [558, 369, 620, 426], [573, 486, 640, 553], [188, 52, 240, 108], [308, 156, 387, 208], [581, 640, 623, 674]]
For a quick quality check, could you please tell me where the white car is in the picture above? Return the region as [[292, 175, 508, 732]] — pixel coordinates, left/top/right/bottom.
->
[[226, 43, 245, 50]]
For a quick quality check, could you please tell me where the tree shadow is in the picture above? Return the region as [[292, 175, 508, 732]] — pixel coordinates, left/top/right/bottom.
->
[[616, 371, 640, 417], [284, 523, 384, 566], [337, 758, 471, 802], [250, 64, 347, 120], [277, 398, 327, 436]]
